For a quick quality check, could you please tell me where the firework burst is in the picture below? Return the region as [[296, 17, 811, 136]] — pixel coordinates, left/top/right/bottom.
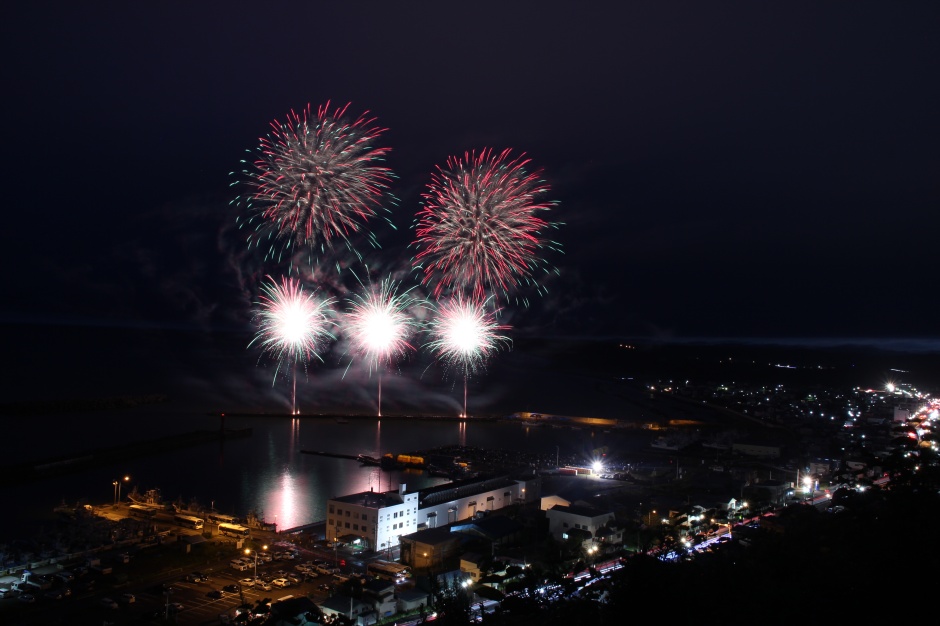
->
[[343, 276, 424, 415], [425, 296, 511, 417], [411, 148, 561, 303], [249, 275, 337, 413], [233, 102, 396, 268]]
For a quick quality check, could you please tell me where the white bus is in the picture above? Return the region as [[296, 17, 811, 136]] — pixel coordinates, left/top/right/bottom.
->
[[129, 504, 156, 519], [366, 559, 411, 583], [218, 523, 251, 538], [174, 514, 204, 530], [207, 512, 239, 525]]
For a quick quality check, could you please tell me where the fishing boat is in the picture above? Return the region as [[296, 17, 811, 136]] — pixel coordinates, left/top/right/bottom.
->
[[127, 487, 170, 509]]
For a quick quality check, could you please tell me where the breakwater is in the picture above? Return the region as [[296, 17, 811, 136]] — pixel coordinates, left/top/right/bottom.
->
[[215, 411, 501, 421], [0, 428, 252, 485]]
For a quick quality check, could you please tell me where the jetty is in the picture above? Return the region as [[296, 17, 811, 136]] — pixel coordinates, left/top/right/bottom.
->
[[299, 450, 361, 461], [299, 451, 384, 467]]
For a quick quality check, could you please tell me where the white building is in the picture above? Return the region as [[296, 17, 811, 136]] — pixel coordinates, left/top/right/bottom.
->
[[416, 475, 535, 529], [545, 504, 615, 542], [327, 486, 419, 553], [326, 474, 540, 551]]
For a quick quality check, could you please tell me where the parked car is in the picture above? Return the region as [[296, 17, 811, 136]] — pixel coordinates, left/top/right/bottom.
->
[[256, 580, 273, 591], [121, 593, 136, 604], [55, 571, 75, 583], [207, 589, 224, 599], [19, 593, 36, 603], [272, 578, 290, 588], [100, 597, 119, 609], [222, 584, 240, 594], [287, 573, 302, 585], [239, 578, 256, 588]]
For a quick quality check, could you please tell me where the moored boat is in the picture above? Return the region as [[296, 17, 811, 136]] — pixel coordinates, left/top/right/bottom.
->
[[127, 487, 170, 509]]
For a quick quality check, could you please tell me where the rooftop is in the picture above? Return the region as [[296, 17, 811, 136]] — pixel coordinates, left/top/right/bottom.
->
[[331, 488, 403, 508], [419, 474, 519, 507]]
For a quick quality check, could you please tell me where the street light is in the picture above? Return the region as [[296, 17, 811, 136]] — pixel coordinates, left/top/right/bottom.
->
[[245, 545, 268, 580], [647, 510, 656, 526], [586, 544, 598, 565], [113, 475, 129, 506]]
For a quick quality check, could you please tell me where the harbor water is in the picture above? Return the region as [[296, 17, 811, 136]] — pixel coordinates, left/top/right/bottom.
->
[[0, 404, 662, 544]]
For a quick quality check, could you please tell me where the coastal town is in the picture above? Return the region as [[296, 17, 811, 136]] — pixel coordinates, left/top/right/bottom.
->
[[2, 359, 938, 625]]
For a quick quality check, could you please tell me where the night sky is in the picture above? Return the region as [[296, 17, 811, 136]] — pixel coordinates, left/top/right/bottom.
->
[[3, 3, 939, 413]]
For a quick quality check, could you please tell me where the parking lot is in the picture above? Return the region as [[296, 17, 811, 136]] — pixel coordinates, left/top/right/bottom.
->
[[0, 538, 360, 625]]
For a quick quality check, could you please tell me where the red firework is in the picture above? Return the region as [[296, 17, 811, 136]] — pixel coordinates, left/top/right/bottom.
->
[[239, 102, 395, 257], [411, 148, 561, 302]]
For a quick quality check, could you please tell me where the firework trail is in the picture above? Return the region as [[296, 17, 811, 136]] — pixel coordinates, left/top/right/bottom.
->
[[232, 102, 396, 269], [411, 148, 562, 303], [424, 296, 511, 417], [342, 275, 425, 416], [249, 275, 337, 413]]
